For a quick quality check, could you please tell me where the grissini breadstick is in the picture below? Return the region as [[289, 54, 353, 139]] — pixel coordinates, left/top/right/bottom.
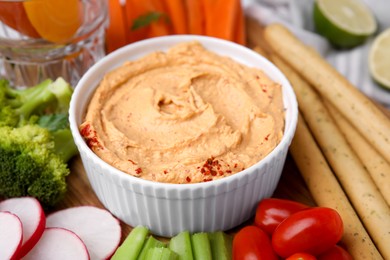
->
[[268, 53, 390, 259], [290, 112, 383, 260], [325, 102, 390, 206], [263, 23, 390, 164], [245, 17, 273, 53]]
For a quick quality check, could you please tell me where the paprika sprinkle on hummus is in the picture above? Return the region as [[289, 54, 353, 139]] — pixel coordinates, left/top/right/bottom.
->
[[80, 41, 285, 184]]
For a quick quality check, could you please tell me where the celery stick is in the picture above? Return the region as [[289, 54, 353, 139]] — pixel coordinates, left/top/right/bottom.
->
[[111, 225, 149, 260], [138, 235, 167, 260], [191, 232, 212, 260], [208, 231, 233, 260], [145, 247, 179, 260], [168, 231, 194, 260], [160, 247, 179, 260]]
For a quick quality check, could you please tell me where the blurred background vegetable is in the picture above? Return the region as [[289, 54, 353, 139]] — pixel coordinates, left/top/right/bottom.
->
[[106, 0, 246, 53]]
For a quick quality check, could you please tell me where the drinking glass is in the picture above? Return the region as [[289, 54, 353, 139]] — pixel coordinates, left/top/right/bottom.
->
[[0, 0, 109, 88]]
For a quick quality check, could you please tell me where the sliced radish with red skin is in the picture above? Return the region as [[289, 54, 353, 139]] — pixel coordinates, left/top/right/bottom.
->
[[23, 227, 90, 260], [46, 206, 122, 260], [0, 197, 45, 257], [0, 211, 23, 260]]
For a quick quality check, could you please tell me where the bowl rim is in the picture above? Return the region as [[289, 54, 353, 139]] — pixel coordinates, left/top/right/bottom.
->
[[69, 34, 298, 191]]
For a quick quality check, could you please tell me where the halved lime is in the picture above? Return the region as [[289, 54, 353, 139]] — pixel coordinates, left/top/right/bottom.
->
[[369, 28, 390, 90], [313, 0, 377, 48]]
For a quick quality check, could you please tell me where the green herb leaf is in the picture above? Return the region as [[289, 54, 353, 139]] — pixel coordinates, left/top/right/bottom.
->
[[37, 114, 69, 132], [131, 12, 168, 31]]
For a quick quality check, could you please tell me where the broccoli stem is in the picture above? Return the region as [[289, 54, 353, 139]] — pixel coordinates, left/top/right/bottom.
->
[[52, 129, 79, 162], [14, 79, 56, 121], [7, 78, 73, 123], [48, 77, 73, 114]]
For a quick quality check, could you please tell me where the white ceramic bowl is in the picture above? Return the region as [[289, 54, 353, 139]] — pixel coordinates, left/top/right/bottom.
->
[[69, 35, 298, 237]]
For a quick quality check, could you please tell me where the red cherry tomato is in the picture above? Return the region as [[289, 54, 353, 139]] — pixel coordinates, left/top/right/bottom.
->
[[254, 198, 310, 235], [232, 225, 278, 260], [286, 252, 317, 260], [272, 207, 343, 258], [317, 245, 353, 260]]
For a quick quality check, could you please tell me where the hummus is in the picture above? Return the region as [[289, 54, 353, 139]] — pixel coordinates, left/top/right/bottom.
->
[[80, 41, 285, 184]]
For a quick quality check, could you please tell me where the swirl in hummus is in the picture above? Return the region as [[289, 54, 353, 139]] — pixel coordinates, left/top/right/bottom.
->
[[80, 41, 285, 184]]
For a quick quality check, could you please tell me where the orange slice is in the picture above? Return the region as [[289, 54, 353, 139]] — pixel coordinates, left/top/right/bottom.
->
[[23, 0, 82, 43], [0, 2, 40, 38]]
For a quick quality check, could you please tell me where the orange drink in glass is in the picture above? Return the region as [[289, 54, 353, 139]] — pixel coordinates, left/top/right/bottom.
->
[[0, 0, 108, 87]]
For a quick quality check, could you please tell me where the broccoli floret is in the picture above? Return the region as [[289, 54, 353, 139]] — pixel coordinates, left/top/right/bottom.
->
[[0, 78, 79, 207], [0, 77, 72, 127], [47, 77, 74, 114], [37, 113, 79, 163], [0, 125, 70, 207]]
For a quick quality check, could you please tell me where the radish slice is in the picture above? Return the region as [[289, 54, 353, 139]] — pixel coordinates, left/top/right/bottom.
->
[[46, 206, 121, 259], [23, 227, 90, 260], [0, 211, 23, 260], [0, 197, 45, 257]]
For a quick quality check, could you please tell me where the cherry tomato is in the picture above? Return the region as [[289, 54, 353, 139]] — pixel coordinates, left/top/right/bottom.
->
[[254, 198, 310, 235], [317, 245, 353, 260], [286, 252, 317, 260], [232, 225, 278, 260], [272, 207, 343, 258]]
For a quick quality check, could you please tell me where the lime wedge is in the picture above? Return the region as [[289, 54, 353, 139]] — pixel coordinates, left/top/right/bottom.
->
[[313, 0, 377, 48], [369, 28, 390, 90]]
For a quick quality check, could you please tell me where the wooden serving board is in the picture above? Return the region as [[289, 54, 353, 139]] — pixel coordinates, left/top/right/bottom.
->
[[54, 18, 390, 242], [54, 152, 316, 241], [55, 109, 390, 243]]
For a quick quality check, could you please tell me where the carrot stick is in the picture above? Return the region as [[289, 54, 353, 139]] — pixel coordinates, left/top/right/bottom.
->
[[148, 0, 172, 38], [124, 0, 149, 43], [164, 0, 188, 34], [106, 0, 128, 53], [202, 0, 239, 41], [148, 17, 171, 38], [125, 0, 171, 42], [263, 23, 390, 164], [233, 1, 246, 45], [185, 0, 204, 35]]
